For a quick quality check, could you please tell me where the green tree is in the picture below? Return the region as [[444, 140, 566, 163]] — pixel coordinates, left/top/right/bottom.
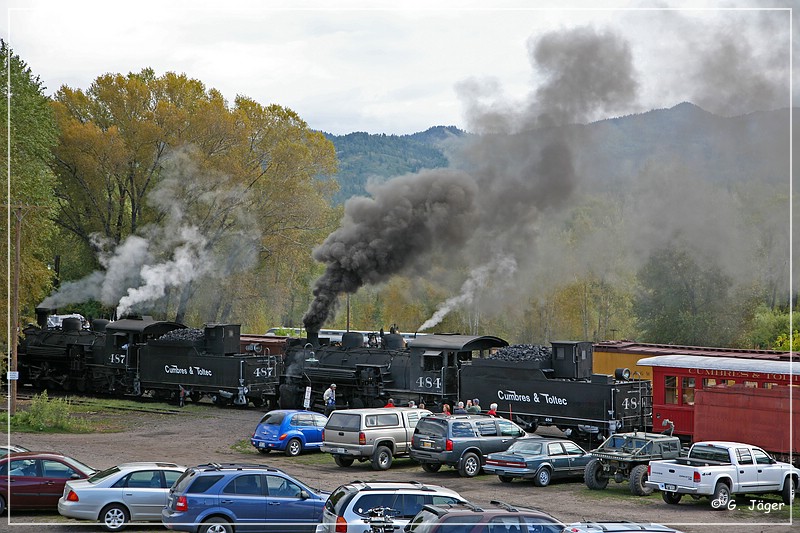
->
[[0, 41, 59, 342], [50, 70, 338, 325], [634, 245, 746, 346]]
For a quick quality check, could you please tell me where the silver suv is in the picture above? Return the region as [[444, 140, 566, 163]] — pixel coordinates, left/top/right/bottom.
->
[[316, 480, 465, 533], [322, 407, 431, 470]]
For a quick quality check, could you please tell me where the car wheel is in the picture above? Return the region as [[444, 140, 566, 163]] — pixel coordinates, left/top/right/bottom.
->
[[285, 438, 303, 457], [334, 455, 355, 467], [662, 491, 683, 505], [421, 463, 442, 473], [0, 495, 6, 515], [711, 482, 731, 510], [498, 475, 514, 483], [533, 467, 551, 487], [782, 477, 796, 505], [584, 458, 609, 490], [372, 445, 393, 470], [201, 517, 234, 533], [257, 448, 271, 454], [100, 503, 130, 532], [629, 464, 653, 496], [459, 452, 481, 477]]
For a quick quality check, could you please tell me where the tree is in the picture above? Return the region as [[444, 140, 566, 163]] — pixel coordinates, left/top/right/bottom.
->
[[49, 70, 338, 324], [0, 40, 59, 336], [634, 245, 746, 346]]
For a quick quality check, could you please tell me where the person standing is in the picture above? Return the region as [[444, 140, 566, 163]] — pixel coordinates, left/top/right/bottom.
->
[[467, 398, 481, 414], [486, 403, 499, 417], [323, 383, 337, 415], [453, 401, 467, 414], [384, 398, 396, 407]]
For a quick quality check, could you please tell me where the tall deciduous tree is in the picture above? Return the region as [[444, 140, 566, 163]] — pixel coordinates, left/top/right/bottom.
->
[[634, 245, 746, 346], [0, 40, 59, 340], [50, 69, 338, 324]]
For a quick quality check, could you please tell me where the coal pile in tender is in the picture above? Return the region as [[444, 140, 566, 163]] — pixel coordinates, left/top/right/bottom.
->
[[157, 328, 205, 341], [489, 344, 552, 362]]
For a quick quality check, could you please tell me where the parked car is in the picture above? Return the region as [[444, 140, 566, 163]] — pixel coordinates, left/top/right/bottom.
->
[[251, 409, 328, 456], [0, 444, 29, 457], [162, 462, 328, 533], [410, 414, 527, 477], [58, 461, 186, 531], [405, 500, 565, 533], [483, 437, 593, 486], [316, 480, 465, 533], [321, 407, 431, 470], [562, 522, 686, 532], [0, 451, 96, 514], [646, 441, 799, 508]]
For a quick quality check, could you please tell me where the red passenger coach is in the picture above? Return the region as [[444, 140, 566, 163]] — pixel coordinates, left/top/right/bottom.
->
[[638, 354, 799, 441]]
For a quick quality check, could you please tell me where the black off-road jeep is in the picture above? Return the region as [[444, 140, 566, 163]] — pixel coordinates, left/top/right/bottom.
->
[[584, 431, 682, 495]]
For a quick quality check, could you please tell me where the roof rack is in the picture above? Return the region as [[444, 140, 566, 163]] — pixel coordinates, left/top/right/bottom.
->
[[489, 500, 519, 512], [200, 463, 277, 472]]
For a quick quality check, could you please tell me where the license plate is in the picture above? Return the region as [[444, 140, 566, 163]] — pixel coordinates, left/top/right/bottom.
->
[[335, 448, 345, 454], [665, 484, 677, 491], [422, 441, 432, 448], [259, 442, 266, 448]]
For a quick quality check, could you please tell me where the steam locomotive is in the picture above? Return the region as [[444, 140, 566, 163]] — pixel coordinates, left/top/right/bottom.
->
[[18, 310, 650, 439], [17, 308, 283, 406], [278, 331, 652, 439]]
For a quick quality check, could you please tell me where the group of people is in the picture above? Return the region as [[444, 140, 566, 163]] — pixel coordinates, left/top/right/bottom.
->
[[322, 383, 499, 417], [440, 399, 499, 417]]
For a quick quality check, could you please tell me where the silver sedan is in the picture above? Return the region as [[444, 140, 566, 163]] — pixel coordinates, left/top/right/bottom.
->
[[58, 461, 186, 531]]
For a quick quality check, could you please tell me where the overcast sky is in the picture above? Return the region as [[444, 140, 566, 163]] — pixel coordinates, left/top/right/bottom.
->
[[3, 0, 795, 135]]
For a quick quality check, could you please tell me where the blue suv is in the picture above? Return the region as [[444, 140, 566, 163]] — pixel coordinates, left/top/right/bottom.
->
[[162, 463, 329, 533], [251, 410, 327, 457]]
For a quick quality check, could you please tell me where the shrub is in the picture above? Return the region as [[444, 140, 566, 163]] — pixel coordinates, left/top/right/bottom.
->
[[12, 391, 90, 432]]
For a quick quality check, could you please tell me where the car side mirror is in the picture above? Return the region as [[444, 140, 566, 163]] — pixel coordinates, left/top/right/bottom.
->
[[71, 473, 82, 479], [299, 490, 310, 500]]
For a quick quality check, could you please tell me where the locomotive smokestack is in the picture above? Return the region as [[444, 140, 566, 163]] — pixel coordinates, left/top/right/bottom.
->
[[306, 330, 319, 348], [35, 307, 54, 329]]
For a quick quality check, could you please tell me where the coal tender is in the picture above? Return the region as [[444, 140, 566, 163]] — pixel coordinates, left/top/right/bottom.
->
[[460, 341, 652, 440]]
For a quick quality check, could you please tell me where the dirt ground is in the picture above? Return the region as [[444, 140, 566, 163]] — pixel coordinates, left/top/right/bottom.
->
[[6, 405, 796, 533]]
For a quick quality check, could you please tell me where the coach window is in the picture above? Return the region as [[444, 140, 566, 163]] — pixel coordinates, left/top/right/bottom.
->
[[681, 377, 695, 405], [744, 381, 758, 388], [664, 376, 678, 404], [763, 382, 778, 389]]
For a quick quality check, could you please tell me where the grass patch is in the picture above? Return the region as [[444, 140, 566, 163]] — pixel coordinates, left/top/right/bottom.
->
[[6, 391, 92, 433]]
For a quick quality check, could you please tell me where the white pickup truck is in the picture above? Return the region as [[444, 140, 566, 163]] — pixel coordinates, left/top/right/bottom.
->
[[646, 441, 798, 509]]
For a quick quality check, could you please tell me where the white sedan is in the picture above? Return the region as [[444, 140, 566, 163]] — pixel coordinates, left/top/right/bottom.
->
[[58, 461, 186, 531]]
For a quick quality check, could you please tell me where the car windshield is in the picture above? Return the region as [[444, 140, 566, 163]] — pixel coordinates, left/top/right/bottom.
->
[[260, 412, 287, 425], [61, 455, 96, 474], [88, 466, 121, 483], [507, 441, 543, 454]]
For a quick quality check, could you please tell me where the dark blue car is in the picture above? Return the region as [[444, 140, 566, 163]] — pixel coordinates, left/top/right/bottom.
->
[[483, 436, 593, 486], [251, 410, 327, 457], [162, 463, 328, 533]]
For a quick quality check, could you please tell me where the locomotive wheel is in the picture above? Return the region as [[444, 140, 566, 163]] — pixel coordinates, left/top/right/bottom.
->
[[351, 398, 365, 409], [279, 384, 299, 409], [629, 464, 653, 496], [584, 459, 609, 490]]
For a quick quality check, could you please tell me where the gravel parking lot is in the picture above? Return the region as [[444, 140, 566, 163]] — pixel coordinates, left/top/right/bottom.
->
[[7, 405, 795, 533]]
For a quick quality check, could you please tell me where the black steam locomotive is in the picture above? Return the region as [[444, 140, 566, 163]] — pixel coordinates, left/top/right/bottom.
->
[[18, 308, 283, 406], [278, 331, 652, 439]]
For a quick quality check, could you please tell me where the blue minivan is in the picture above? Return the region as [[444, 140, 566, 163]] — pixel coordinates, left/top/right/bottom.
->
[[250, 410, 327, 457]]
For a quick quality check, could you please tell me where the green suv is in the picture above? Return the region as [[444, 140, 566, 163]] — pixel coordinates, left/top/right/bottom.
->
[[409, 414, 527, 477]]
